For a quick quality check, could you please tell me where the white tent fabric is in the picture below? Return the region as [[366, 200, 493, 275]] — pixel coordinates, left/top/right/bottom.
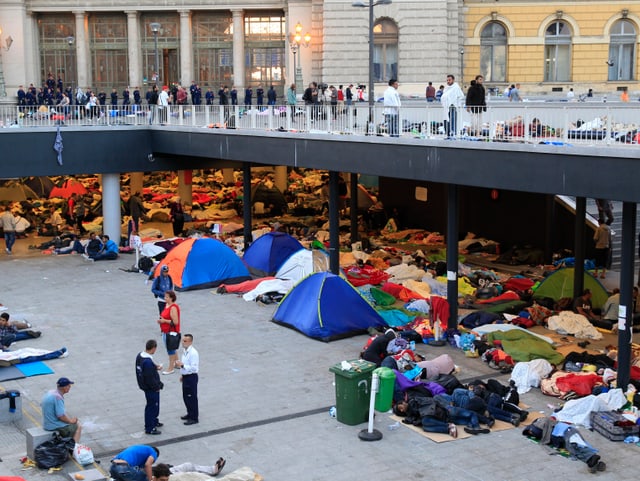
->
[[275, 249, 330, 283], [242, 279, 294, 302], [140, 242, 167, 258]]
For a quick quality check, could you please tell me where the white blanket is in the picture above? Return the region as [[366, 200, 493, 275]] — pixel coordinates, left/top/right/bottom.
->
[[242, 279, 294, 302], [510, 358, 554, 394], [554, 388, 627, 427], [546, 311, 603, 340]]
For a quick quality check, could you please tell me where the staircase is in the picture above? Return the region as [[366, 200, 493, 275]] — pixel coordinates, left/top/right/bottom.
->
[[585, 199, 634, 272]]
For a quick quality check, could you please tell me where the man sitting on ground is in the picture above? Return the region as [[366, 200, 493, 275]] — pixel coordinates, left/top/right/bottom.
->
[[0, 312, 40, 349], [91, 234, 119, 261], [573, 289, 599, 323]]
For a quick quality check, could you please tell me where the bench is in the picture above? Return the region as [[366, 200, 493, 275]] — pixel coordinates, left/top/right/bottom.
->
[[68, 468, 107, 481], [26, 427, 53, 460]]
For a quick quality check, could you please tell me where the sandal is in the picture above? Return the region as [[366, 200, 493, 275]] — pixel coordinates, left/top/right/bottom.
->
[[213, 457, 226, 476], [448, 423, 458, 438]]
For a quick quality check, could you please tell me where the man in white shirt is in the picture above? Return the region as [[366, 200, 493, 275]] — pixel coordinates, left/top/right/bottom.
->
[[176, 334, 199, 425], [383, 78, 401, 137], [0, 205, 17, 255], [158, 86, 170, 124], [441, 74, 465, 138]]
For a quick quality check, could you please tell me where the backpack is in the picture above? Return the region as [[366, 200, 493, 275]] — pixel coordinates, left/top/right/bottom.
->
[[138, 256, 154, 273]]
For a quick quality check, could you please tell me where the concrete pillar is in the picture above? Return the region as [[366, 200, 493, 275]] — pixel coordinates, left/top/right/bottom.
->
[[179, 10, 192, 85], [129, 172, 144, 195], [126, 11, 141, 88], [73, 11, 90, 88], [274, 166, 287, 193], [24, 10, 37, 85], [222, 168, 235, 185], [102, 173, 122, 243], [231, 9, 245, 89], [177, 170, 193, 206]]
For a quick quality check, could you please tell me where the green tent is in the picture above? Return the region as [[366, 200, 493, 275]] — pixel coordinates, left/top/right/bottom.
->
[[532, 267, 609, 309]]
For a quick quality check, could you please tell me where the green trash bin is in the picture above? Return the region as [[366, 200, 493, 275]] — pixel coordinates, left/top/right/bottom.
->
[[374, 367, 396, 412], [329, 359, 377, 426]]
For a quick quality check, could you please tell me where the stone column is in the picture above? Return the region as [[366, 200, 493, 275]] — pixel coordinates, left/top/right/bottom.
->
[[126, 11, 141, 88], [129, 172, 144, 196], [222, 169, 235, 184], [274, 166, 287, 194], [24, 10, 37, 84], [177, 170, 193, 206], [102, 173, 122, 244], [73, 11, 90, 88], [179, 10, 192, 85], [231, 9, 245, 89]]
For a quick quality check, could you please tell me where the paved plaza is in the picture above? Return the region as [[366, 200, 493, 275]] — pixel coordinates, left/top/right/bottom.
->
[[0, 235, 637, 481]]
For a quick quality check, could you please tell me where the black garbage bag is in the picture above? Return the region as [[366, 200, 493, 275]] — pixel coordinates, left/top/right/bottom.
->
[[34, 433, 74, 469]]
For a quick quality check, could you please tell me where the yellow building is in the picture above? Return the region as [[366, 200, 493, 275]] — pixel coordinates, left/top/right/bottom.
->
[[463, 2, 639, 95]]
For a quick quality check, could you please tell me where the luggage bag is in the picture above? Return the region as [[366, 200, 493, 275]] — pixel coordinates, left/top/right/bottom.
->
[[590, 410, 639, 441]]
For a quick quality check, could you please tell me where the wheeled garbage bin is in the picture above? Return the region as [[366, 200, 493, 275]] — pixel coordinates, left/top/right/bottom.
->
[[373, 367, 396, 412], [329, 360, 376, 425]]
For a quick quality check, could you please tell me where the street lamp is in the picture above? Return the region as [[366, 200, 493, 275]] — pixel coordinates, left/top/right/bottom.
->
[[150, 22, 161, 85], [459, 48, 464, 87], [66, 36, 75, 91], [289, 22, 311, 90], [0, 26, 6, 97], [352, 0, 392, 134]]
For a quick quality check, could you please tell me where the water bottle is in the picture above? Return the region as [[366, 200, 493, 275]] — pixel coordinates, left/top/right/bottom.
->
[[410, 340, 416, 351], [388, 422, 400, 431], [329, 406, 336, 418]]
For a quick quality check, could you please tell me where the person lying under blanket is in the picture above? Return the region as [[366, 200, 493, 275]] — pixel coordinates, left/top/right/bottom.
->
[[0, 346, 68, 367]]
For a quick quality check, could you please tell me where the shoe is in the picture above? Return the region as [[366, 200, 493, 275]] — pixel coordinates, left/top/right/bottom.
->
[[511, 415, 521, 427], [464, 426, 490, 435], [156, 422, 164, 427], [180, 414, 190, 420], [519, 411, 530, 422], [146, 428, 161, 435], [486, 417, 496, 428], [26, 330, 41, 338], [213, 457, 226, 476], [184, 419, 198, 425], [162, 370, 175, 375], [448, 423, 458, 438], [596, 461, 606, 472]]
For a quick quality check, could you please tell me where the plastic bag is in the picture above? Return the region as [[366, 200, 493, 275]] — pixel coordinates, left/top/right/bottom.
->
[[73, 443, 94, 465], [34, 433, 74, 469]]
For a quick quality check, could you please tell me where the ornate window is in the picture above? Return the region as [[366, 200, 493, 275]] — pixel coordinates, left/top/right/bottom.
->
[[544, 21, 571, 82], [89, 13, 129, 91], [193, 12, 234, 87], [140, 13, 180, 86], [480, 22, 506, 82], [608, 19, 636, 81], [37, 14, 76, 91], [244, 12, 285, 89], [373, 19, 398, 82]]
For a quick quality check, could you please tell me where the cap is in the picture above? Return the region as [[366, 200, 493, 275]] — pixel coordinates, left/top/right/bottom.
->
[[161, 265, 169, 272], [57, 377, 74, 387]]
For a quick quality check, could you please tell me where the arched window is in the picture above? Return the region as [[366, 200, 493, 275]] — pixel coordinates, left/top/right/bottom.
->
[[608, 19, 636, 81], [373, 19, 398, 82], [480, 22, 507, 82], [544, 21, 571, 82]]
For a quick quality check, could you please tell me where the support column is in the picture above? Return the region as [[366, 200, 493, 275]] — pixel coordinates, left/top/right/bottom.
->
[[243, 163, 252, 251], [274, 166, 287, 194], [24, 11, 37, 85], [178, 10, 193, 84], [350, 173, 358, 244], [446, 184, 459, 330], [329, 171, 340, 274], [129, 172, 144, 195], [222, 168, 235, 185], [573, 197, 587, 299], [231, 9, 245, 89], [102, 173, 122, 244], [126, 11, 141, 88], [177, 170, 193, 206], [617, 202, 636, 390], [73, 11, 90, 88]]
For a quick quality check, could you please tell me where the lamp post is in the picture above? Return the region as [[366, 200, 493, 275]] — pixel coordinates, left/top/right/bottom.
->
[[352, 0, 392, 134], [289, 22, 310, 90], [459, 48, 464, 87], [66, 36, 75, 91], [0, 27, 6, 97], [150, 22, 161, 85]]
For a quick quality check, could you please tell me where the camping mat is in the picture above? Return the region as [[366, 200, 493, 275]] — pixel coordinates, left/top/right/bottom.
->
[[388, 410, 544, 443], [0, 366, 26, 382], [16, 361, 53, 377]]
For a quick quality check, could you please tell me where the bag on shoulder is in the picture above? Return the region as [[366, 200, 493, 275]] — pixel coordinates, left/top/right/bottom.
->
[[166, 332, 181, 351]]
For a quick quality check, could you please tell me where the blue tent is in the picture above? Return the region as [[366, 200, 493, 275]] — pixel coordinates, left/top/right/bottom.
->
[[155, 237, 251, 291], [243, 232, 303, 276], [272, 272, 387, 341]]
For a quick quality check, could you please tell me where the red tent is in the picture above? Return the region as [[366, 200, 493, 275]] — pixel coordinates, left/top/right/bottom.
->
[[49, 179, 88, 199]]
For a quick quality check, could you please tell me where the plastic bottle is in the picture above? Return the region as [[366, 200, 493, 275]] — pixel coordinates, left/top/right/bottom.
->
[[329, 406, 336, 418], [410, 340, 416, 351], [388, 422, 400, 431]]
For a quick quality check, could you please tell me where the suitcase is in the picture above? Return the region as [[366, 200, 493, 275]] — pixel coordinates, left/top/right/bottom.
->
[[590, 410, 639, 441]]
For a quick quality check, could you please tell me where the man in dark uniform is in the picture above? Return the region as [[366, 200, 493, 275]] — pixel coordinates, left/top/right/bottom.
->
[[135, 339, 164, 435], [175, 334, 199, 425]]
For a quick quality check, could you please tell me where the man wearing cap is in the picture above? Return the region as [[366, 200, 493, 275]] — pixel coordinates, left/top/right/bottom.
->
[[41, 377, 82, 442], [151, 265, 174, 314]]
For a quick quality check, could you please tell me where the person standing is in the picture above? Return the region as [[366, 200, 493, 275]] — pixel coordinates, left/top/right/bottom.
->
[[110, 444, 159, 481], [169, 197, 185, 237], [345, 84, 354, 109], [465, 75, 487, 136], [128, 192, 145, 233], [426, 81, 436, 102], [267, 85, 277, 106], [230, 86, 238, 105], [135, 340, 164, 435], [73, 195, 87, 234], [383, 79, 401, 137], [593, 219, 611, 279], [151, 265, 174, 314], [509, 83, 522, 102], [244, 86, 252, 107], [157, 290, 180, 375], [158, 86, 170, 124], [176, 334, 199, 425], [0, 204, 17, 255], [441, 74, 465, 137], [286, 83, 297, 118], [41, 377, 82, 442], [256, 85, 264, 109], [337, 85, 345, 114]]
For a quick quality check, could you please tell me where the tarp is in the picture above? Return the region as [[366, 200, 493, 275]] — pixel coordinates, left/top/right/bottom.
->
[[154, 237, 250, 291], [275, 248, 330, 282], [23, 176, 54, 198], [532, 268, 609, 309], [49, 179, 87, 199], [272, 272, 387, 341], [243, 232, 303, 276]]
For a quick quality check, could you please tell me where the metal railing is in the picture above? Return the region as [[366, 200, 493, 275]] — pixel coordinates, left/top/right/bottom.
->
[[2, 102, 640, 146]]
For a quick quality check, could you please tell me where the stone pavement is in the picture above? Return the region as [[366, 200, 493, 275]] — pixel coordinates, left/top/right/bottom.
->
[[0, 235, 637, 481]]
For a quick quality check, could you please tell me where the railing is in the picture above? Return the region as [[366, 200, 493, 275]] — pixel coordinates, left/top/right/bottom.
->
[[2, 102, 640, 146]]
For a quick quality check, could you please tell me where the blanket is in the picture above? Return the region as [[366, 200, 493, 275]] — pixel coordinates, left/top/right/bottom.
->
[[486, 329, 564, 365], [546, 311, 603, 340]]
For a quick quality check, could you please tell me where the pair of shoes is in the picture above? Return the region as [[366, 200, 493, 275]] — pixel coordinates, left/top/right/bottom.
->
[[486, 417, 495, 428], [162, 370, 175, 375], [146, 428, 161, 435], [180, 414, 190, 420], [213, 457, 226, 476], [156, 422, 164, 427], [511, 415, 521, 427], [464, 426, 490, 435], [448, 423, 458, 438], [27, 330, 41, 338], [184, 419, 198, 425]]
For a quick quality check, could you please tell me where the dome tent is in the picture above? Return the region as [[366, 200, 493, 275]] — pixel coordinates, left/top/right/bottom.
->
[[243, 231, 303, 276]]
